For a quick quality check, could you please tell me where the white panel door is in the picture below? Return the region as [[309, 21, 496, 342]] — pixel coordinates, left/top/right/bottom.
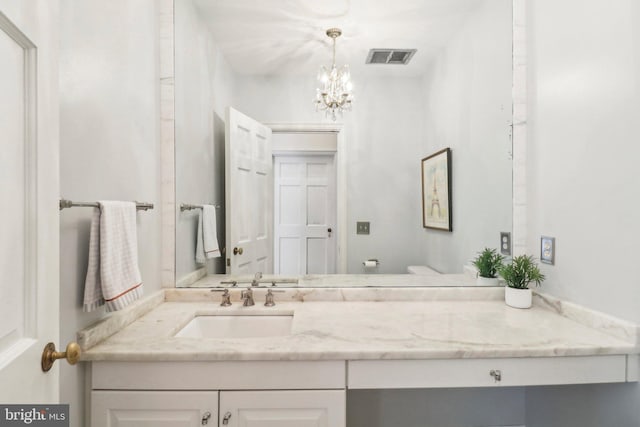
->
[[225, 107, 273, 274], [0, 3, 59, 402], [274, 155, 336, 274], [219, 390, 345, 427], [91, 391, 218, 427]]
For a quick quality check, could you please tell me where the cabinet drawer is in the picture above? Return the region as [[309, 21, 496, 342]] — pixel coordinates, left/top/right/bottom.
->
[[92, 360, 345, 390], [348, 356, 628, 389]]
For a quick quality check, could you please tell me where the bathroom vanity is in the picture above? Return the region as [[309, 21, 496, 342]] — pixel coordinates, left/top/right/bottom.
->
[[79, 287, 639, 427]]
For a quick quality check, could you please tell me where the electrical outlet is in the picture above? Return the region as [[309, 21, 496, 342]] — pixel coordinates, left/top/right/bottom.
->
[[500, 232, 511, 255], [540, 236, 555, 265], [356, 221, 370, 235]]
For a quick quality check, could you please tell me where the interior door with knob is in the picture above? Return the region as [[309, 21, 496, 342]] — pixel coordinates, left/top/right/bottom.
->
[[273, 155, 336, 274], [0, 1, 61, 402], [225, 107, 273, 274]]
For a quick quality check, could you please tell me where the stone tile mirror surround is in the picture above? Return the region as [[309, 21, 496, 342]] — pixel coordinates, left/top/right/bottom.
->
[[160, 0, 527, 287]]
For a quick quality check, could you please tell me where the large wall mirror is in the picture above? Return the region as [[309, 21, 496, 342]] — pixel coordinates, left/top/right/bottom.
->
[[172, 0, 523, 287]]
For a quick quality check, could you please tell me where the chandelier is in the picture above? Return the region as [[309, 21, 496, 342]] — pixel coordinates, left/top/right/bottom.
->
[[314, 28, 354, 121]]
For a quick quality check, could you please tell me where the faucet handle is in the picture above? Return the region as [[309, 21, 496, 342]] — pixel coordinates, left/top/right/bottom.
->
[[251, 272, 263, 286], [211, 289, 232, 306], [264, 289, 285, 307], [241, 287, 255, 306]]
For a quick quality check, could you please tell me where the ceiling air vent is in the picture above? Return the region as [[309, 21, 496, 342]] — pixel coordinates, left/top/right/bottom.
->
[[365, 49, 417, 65]]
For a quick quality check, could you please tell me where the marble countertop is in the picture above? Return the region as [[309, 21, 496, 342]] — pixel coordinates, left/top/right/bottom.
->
[[79, 288, 639, 362]]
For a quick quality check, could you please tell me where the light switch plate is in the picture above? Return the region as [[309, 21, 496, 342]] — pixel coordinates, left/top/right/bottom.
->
[[500, 232, 511, 255], [356, 221, 370, 235]]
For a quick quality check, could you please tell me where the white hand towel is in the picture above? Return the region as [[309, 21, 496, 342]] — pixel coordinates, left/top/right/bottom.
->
[[196, 204, 221, 264], [83, 201, 144, 312]]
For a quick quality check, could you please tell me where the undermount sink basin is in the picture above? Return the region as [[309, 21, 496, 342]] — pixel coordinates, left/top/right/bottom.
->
[[175, 315, 293, 339]]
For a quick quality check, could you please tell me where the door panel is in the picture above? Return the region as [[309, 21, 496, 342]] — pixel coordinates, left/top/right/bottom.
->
[[92, 391, 218, 427], [219, 390, 345, 427], [225, 107, 273, 274], [307, 239, 328, 274], [307, 186, 328, 225], [274, 155, 336, 274], [0, 2, 59, 402], [0, 15, 26, 356]]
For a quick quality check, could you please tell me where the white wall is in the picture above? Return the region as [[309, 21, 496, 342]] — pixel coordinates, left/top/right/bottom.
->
[[59, 1, 162, 425], [420, 0, 513, 273], [175, 0, 236, 279], [524, 0, 640, 425], [234, 75, 427, 273], [525, 0, 640, 324]]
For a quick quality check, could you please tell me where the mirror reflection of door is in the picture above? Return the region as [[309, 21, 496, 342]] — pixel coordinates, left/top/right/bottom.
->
[[225, 107, 273, 274], [274, 153, 337, 274]]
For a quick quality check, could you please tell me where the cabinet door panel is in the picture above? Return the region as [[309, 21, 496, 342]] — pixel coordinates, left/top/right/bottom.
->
[[220, 390, 345, 427], [92, 391, 217, 427]]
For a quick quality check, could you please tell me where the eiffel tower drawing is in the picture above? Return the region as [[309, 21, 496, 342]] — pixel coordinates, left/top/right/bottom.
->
[[430, 172, 441, 218]]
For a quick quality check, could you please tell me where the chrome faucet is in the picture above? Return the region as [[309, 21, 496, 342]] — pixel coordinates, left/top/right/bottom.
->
[[241, 287, 255, 306], [251, 272, 262, 287]]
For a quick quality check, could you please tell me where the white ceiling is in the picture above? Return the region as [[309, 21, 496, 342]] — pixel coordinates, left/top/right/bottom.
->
[[192, 0, 499, 77]]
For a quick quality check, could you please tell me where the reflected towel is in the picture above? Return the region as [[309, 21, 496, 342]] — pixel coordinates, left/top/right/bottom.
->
[[83, 201, 143, 312], [196, 204, 221, 264]]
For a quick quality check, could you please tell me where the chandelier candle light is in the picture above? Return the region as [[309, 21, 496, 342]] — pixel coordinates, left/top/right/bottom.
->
[[314, 28, 354, 121]]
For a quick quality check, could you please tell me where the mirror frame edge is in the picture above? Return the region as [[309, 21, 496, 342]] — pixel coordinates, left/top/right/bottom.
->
[[160, 0, 176, 288]]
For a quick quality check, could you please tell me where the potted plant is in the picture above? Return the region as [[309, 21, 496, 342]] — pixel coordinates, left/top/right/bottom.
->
[[472, 248, 505, 286], [498, 255, 545, 308]]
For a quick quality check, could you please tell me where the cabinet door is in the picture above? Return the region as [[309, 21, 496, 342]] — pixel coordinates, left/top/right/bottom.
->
[[220, 390, 345, 427], [92, 391, 218, 427]]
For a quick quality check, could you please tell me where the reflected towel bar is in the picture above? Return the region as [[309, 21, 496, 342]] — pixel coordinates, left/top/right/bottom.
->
[[59, 199, 154, 211], [180, 203, 221, 212]]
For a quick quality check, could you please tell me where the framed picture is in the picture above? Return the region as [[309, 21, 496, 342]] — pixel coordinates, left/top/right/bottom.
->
[[540, 236, 555, 265], [421, 148, 452, 231]]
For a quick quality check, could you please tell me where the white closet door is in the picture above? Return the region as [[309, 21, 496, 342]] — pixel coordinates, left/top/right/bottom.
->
[[225, 107, 273, 274], [274, 155, 336, 274], [0, 3, 59, 403]]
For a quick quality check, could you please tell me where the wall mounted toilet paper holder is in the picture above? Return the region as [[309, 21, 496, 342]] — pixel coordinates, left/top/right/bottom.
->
[[363, 259, 380, 267]]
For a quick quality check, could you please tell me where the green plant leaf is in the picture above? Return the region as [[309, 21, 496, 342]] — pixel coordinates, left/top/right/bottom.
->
[[498, 255, 545, 289], [472, 248, 505, 278]]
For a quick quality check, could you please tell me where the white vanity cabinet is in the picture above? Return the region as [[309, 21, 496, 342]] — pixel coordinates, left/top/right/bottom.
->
[[219, 390, 345, 427], [91, 391, 218, 427], [89, 361, 347, 427]]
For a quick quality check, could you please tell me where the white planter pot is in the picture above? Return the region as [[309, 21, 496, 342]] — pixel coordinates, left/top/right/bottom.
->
[[476, 276, 499, 286], [504, 286, 532, 309]]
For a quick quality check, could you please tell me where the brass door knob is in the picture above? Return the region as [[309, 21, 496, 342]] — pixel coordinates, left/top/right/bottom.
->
[[41, 342, 81, 372], [233, 247, 243, 255]]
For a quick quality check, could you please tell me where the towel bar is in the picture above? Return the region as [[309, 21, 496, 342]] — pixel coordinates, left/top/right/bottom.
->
[[180, 203, 221, 211], [59, 199, 154, 211]]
